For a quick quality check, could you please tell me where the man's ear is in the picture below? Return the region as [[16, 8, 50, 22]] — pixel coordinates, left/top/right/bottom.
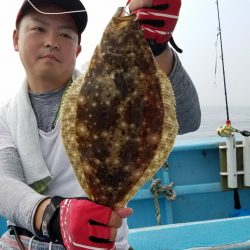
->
[[13, 29, 19, 52], [76, 45, 82, 57]]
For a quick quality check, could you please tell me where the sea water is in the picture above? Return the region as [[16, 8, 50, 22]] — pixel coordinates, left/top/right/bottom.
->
[[176, 105, 250, 141]]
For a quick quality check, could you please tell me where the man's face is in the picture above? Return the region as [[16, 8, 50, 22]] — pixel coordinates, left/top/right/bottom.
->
[[13, 5, 82, 86]]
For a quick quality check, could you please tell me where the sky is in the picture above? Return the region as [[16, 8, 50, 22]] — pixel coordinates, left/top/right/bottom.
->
[[1, 0, 250, 106]]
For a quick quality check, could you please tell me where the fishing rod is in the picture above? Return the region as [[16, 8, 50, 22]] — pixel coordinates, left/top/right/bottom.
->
[[215, 0, 229, 123], [216, 0, 250, 137], [215, 0, 250, 216]]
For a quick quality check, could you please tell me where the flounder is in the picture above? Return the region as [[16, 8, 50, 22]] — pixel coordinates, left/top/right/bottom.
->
[[61, 7, 178, 208]]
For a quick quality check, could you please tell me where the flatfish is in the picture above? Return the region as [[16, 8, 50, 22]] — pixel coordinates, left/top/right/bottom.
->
[[61, 7, 178, 208]]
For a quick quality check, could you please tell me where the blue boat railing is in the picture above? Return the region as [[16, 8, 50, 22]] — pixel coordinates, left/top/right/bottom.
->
[[128, 136, 250, 228], [127, 137, 235, 228]]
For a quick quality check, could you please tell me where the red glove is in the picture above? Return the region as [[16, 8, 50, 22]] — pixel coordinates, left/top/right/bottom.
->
[[60, 199, 115, 250], [127, 0, 181, 44], [40, 197, 117, 250]]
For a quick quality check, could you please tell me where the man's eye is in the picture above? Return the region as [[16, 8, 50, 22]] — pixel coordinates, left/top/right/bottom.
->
[[33, 27, 44, 32], [61, 33, 72, 39]]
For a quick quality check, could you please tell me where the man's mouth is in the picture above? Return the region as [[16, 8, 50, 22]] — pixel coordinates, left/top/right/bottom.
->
[[41, 54, 60, 62]]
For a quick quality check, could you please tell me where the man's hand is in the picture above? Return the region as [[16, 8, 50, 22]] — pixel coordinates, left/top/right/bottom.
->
[[39, 197, 133, 250], [128, 0, 181, 44], [127, 0, 181, 55], [60, 199, 132, 250]]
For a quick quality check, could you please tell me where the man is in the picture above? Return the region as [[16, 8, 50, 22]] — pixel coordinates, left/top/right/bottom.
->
[[0, 0, 201, 249]]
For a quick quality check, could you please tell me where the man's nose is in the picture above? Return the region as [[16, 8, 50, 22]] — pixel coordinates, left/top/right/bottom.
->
[[44, 32, 60, 50]]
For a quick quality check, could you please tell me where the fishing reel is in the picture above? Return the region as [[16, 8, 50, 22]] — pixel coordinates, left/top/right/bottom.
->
[[217, 121, 250, 137]]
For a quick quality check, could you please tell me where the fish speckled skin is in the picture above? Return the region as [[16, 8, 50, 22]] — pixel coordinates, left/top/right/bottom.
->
[[61, 7, 178, 208]]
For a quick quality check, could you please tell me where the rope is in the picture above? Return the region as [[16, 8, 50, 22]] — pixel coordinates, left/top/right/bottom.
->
[[150, 179, 176, 225], [150, 179, 162, 225], [161, 182, 177, 201]]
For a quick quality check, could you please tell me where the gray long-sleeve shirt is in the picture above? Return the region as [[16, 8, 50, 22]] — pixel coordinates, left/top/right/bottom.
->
[[0, 52, 201, 235]]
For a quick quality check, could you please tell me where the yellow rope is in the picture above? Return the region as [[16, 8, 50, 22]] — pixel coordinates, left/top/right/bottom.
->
[[150, 179, 162, 225], [150, 178, 176, 225]]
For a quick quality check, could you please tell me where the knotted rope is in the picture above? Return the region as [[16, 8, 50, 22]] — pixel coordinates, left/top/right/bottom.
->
[[150, 178, 176, 225]]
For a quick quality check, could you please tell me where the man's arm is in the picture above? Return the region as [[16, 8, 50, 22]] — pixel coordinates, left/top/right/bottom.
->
[[0, 147, 47, 234], [129, 0, 201, 134], [155, 44, 175, 76], [155, 46, 201, 134]]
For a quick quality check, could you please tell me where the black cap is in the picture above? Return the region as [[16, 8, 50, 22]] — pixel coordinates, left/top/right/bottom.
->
[[16, 0, 88, 35]]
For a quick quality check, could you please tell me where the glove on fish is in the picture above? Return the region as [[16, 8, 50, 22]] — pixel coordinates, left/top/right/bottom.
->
[[127, 0, 182, 55], [40, 197, 115, 250]]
